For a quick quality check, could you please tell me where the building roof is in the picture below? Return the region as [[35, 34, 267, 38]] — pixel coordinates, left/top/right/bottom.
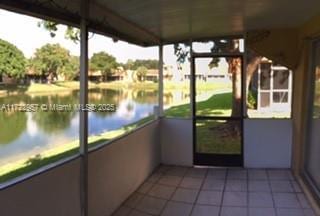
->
[[88, 70, 102, 76], [1, 0, 320, 46], [146, 69, 159, 76]]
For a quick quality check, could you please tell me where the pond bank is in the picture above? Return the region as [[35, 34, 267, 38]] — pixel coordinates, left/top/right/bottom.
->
[[0, 81, 230, 96]]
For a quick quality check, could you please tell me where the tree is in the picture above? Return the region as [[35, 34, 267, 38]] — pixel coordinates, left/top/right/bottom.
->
[[123, 59, 159, 70], [30, 43, 73, 83], [174, 40, 262, 117], [38, 21, 80, 43], [133, 59, 159, 69], [90, 51, 118, 81], [31, 93, 77, 133], [61, 55, 79, 81], [124, 59, 135, 70], [0, 38, 26, 79], [37, 22, 262, 115], [135, 66, 148, 82]]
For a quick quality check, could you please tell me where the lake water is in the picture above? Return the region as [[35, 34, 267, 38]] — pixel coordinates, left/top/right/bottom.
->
[[0, 88, 191, 165]]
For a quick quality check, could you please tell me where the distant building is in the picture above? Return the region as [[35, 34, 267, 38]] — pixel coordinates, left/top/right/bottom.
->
[[182, 58, 230, 82], [87, 67, 126, 82], [145, 69, 158, 82], [88, 70, 103, 82], [108, 67, 126, 81], [24, 68, 47, 84]]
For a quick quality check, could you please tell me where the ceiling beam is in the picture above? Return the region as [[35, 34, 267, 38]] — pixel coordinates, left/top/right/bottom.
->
[[0, 0, 80, 27], [0, 0, 159, 46], [90, 0, 161, 44]]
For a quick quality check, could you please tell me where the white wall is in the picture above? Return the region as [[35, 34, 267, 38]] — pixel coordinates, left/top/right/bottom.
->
[[0, 159, 81, 216], [159, 118, 292, 169], [160, 118, 193, 166], [244, 119, 292, 168], [88, 121, 161, 216]]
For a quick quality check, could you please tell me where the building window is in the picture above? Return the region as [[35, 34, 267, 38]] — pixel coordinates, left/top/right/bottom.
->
[[247, 58, 292, 118]]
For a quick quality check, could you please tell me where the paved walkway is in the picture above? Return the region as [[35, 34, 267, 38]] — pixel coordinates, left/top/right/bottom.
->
[[112, 165, 317, 216]]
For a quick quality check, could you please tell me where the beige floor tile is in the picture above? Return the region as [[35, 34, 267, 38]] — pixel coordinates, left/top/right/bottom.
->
[[136, 196, 167, 215], [222, 191, 247, 207], [197, 190, 223, 206], [158, 176, 182, 187], [191, 205, 220, 216], [148, 184, 176, 200], [171, 188, 199, 203], [220, 206, 247, 216], [179, 177, 203, 189], [161, 201, 193, 216]]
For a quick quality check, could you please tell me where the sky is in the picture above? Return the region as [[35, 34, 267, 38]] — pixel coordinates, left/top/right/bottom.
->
[[0, 9, 233, 71]]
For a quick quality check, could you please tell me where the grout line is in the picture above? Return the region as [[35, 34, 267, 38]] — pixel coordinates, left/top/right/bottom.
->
[[114, 167, 315, 216], [131, 208, 153, 215], [287, 170, 305, 209], [218, 168, 228, 216], [188, 167, 209, 216], [246, 168, 249, 216], [267, 168, 279, 216], [131, 165, 166, 215], [157, 166, 190, 216]]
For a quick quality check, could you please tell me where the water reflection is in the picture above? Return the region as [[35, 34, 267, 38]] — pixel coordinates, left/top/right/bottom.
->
[[0, 89, 198, 166], [0, 111, 27, 145], [32, 110, 77, 133], [0, 88, 187, 165]]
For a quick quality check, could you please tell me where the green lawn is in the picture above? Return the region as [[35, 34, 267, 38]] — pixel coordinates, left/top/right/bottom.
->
[[0, 81, 158, 96], [196, 120, 241, 154], [0, 81, 230, 96]]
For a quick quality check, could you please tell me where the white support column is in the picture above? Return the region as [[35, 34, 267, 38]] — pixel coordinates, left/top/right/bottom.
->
[[242, 35, 248, 117], [158, 45, 164, 117], [80, 0, 89, 216], [190, 42, 194, 117], [257, 64, 261, 110], [288, 69, 293, 116]]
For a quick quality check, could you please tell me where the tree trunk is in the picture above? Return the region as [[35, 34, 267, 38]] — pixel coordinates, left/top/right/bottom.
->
[[229, 58, 242, 117], [245, 56, 263, 105], [47, 72, 54, 84], [227, 54, 262, 118]]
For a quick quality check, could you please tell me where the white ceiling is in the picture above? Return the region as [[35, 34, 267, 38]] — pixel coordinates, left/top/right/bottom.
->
[[97, 0, 320, 43], [1, 0, 320, 46]]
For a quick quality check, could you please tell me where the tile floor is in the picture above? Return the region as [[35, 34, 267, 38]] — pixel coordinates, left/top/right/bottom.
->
[[112, 165, 318, 216]]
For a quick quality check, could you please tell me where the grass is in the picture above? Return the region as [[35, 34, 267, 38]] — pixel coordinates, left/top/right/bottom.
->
[[196, 92, 232, 116], [0, 81, 157, 96], [0, 80, 231, 96], [196, 120, 241, 154], [0, 115, 154, 183], [164, 92, 232, 117], [164, 91, 240, 154]]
